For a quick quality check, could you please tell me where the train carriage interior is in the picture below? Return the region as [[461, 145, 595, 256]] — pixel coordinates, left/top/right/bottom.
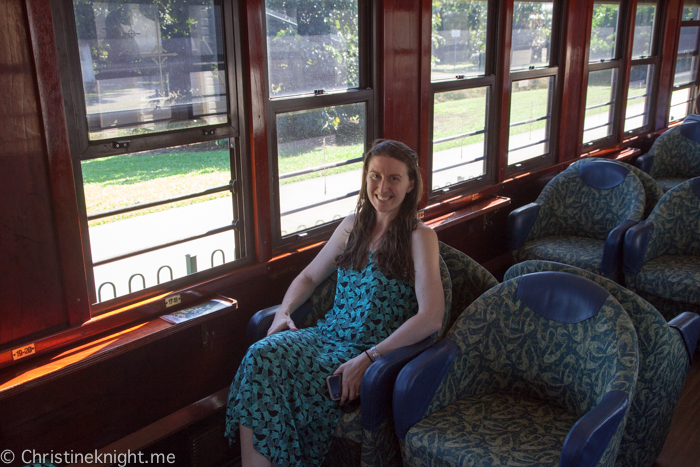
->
[[2, 0, 700, 465]]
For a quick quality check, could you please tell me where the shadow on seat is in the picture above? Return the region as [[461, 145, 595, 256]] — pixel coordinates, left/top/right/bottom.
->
[[505, 260, 700, 467], [394, 271, 639, 467]]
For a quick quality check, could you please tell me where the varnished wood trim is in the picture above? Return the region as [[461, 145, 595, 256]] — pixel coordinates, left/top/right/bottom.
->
[[25, 0, 90, 325], [0, 301, 236, 398]]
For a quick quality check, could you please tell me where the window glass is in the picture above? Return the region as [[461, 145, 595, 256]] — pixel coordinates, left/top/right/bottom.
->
[[632, 2, 656, 59], [431, 0, 489, 80], [431, 87, 488, 190], [507, 77, 553, 165], [625, 64, 653, 132], [276, 103, 365, 237], [510, 1, 553, 71], [265, 0, 359, 97], [670, 88, 692, 121], [589, 1, 620, 62], [583, 69, 617, 143], [73, 0, 228, 140], [82, 139, 238, 301], [683, 0, 700, 20], [674, 27, 700, 86]]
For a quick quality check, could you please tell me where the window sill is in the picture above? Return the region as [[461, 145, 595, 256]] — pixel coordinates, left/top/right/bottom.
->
[[423, 195, 511, 232], [0, 297, 237, 398]]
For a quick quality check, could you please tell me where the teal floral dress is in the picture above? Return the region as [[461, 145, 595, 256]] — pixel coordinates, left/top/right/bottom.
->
[[225, 252, 418, 467]]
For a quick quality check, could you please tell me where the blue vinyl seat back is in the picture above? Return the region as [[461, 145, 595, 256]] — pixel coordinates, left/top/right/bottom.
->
[[505, 260, 691, 467], [571, 159, 663, 219], [526, 160, 645, 243]]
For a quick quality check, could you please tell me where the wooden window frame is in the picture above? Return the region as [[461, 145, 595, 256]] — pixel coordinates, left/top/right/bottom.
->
[[51, 0, 255, 315], [263, 0, 376, 252]]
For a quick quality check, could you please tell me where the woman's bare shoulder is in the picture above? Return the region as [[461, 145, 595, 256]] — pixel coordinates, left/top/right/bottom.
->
[[411, 222, 438, 256]]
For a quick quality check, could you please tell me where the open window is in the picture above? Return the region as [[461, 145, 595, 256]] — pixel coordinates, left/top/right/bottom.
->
[[264, 0, 373, 248], [52, 0, 251, 312], [429, 0, 495, 199]]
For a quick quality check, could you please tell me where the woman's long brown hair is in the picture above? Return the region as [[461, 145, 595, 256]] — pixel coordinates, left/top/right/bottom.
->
[[335, 140, 423, 282]]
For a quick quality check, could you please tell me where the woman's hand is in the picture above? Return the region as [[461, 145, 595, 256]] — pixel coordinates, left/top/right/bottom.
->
[[267, 311, 298, 336], [334, 352, 373, 406]]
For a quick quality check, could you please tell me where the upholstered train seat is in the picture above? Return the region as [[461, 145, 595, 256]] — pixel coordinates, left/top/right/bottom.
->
[[624, 177, 700, 319], [636, 115, 700, 192], [505, 260, 700, 467], [247, 243, 495, 466], [571, 159, 663, 219], [508, 159, 645, 280], [394, 271, 639, 467]]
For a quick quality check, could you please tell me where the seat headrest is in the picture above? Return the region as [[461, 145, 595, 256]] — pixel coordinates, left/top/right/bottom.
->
[[578, 160, 630, 189], [680, 116, 700, 142], [516, 272, 611, 323]]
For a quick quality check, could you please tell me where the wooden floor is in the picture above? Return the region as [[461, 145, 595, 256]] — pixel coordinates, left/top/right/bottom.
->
[[654, 349, 700, 467]]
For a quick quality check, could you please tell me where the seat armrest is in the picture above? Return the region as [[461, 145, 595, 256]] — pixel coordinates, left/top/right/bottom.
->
[[361, 337, 434, 432], [393, 338, 458, 440], [508, 203, 541, 251], [669, 312, 700, 363], [635, 152, 654, 174], [623, 221, 654, 275], [246, 299, 315, 346], [601, 220, 638, 277], [559, 390, 629, 467], [247, 305, 280, 345]]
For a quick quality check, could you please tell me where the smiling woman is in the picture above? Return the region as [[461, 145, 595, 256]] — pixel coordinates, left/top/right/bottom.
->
[[226, 140, 444, 467]]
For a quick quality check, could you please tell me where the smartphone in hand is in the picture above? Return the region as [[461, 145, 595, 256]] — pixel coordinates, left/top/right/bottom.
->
[[326, 374, 342, 401]]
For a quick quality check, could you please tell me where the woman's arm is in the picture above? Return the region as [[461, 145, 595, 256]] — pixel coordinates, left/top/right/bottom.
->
[[335, 225, 445, 404], [267, 215, 355, 336]]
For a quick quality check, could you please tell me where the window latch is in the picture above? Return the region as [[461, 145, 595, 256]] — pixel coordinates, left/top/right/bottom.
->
[[455, 75, 465, 79], [230, 179, 238, 194], [203, 128, 216, 136], [112, 140, 130, 149], [314, 89, 325, 95]]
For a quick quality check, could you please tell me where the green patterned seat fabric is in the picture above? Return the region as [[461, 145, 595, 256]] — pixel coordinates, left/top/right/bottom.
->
[[504, 260, 691, 467], [517, 235, 605, 275], [655, 177, 688, 193], [517, 163, 644, 278], [635, 255, 700, 305], [526, 165, 644, 242], [571, 159, 663, 219], [403, 276, 639, 467], [438, 242, 499, 330], [404, 393, 580, 467], [648, 126, 700, 190], [625, 179, 700, 317]]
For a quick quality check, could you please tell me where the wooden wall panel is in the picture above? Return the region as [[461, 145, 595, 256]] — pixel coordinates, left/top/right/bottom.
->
[[0, 0, 68, 345], [558, 0, 591, 161], [0, 310, 248, 456], [381, 0, 423, 154]]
